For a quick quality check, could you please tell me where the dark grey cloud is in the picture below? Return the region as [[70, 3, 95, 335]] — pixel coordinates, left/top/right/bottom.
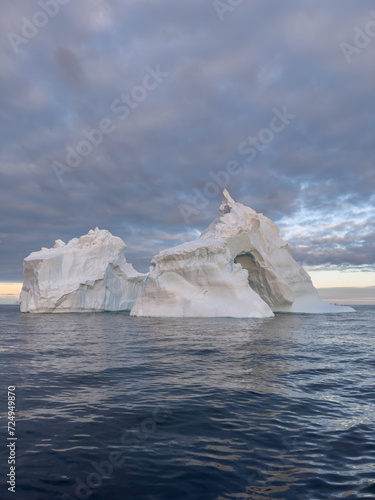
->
[[0, 0, 374, 280]]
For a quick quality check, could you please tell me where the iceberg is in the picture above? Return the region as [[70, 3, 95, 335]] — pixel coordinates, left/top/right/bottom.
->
[[131, 190, 354, 317], [20, 228, 146, 313], [19, 191, 355, 316]]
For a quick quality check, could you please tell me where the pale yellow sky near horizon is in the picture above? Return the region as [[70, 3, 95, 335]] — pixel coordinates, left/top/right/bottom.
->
[[307, 270, 375, 289], [0, 270, 374, 305]]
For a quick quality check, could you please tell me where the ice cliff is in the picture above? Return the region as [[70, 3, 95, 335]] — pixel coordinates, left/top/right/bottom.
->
[[20, 228, 146, 313], [131, 190, 354, 317]]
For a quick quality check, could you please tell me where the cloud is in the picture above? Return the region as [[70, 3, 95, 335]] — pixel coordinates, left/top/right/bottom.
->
[[0, 0, 374, 280], [318, 286, 375, 305]]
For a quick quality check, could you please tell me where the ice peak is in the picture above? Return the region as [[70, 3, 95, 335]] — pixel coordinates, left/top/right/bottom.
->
[[54, 239, 65, 249], [219, 189, 236, 216]]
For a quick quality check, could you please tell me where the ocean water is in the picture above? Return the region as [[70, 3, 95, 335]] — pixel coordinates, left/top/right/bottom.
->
[[1, 305, 374, 500]]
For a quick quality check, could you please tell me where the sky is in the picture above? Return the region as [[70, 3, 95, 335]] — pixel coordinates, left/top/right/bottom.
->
[[0, 0, 374, 295]]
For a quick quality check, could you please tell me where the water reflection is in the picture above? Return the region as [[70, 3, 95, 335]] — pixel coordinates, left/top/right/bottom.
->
[[0, 306, 374, 500]]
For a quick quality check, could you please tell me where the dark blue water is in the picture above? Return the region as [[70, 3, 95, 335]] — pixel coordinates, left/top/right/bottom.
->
[[1, 305, 374, 500]]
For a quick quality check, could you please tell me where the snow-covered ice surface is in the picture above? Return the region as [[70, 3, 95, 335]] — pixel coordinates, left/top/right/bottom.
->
[[131, 190, 355, 317], [20, 228, 146, 313]]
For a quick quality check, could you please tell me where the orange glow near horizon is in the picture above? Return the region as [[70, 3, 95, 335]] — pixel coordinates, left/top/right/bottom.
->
[[0, 282, 22, 293], [0, 282, 22, 303], [308, 270, 375, 289]]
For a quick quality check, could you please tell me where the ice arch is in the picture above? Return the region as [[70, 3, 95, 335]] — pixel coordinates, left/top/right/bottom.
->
[[234, 251, 294, 311]]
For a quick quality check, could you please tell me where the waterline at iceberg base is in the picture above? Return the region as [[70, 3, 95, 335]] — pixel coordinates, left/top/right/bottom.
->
[[20, 190, 354, 316]]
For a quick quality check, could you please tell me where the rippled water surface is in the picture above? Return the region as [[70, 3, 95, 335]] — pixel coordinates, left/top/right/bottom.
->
[[1, 305, 374, 500]]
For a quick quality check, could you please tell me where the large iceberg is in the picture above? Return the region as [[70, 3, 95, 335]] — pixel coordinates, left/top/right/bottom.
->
[[131, 190, 354, 317], [20, 228, 146, 313], [20, 191, 355, 316]]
